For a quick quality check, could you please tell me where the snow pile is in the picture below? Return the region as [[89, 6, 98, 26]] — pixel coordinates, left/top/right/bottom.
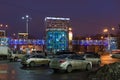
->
[[89, 62, 120, 80]]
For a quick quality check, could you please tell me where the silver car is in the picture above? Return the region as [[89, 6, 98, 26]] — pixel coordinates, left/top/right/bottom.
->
[[82, 53, 101, 66], [49, 54, 92, 73], [21, 54, 50, 67], [111, 53, 120, 59]]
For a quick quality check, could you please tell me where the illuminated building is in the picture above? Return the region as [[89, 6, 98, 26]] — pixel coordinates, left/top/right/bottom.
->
[[0, 37, 9, 46], [18, 33, 28, 39], [0, 37, 116, 53], [45, 17, 71, 53], [68, 27, 73, 51], [0, 30, 5, 37], [72, 37, 117, 52]]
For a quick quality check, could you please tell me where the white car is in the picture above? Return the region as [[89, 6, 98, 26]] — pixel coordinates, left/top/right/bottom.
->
[[21, 54, 50, 67], [111, 53, 120, 59], [49, 54, 92, 73], [9, 52, 25, 61], [82, 53, 101, 66]]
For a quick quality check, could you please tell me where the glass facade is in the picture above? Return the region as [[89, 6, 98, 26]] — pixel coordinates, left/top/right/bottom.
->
[[45, 17, 71, 53], [0, 37, 9, 46], [46, 30, 68, 53]]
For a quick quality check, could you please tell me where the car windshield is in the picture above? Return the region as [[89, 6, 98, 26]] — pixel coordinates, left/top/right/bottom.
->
[[56, 54, 71, 59]]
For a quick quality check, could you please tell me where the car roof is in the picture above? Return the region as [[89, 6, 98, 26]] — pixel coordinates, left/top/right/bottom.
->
[[55, 51, 76, 55]]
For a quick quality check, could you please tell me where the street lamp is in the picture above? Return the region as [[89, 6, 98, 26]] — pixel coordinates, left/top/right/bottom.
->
[[101, 36, 104, 40], [22, 15, 32, 37], [103, 27, 115, 53]]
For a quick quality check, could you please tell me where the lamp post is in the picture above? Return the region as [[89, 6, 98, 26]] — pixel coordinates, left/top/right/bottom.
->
[[103, 27, 115, 53], [22, 15, 32, 38]]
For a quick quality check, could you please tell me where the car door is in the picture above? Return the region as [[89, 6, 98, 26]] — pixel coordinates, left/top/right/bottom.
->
[[85, 54, 98, 64], [75, 55, 85, 69], [37, 55, 48, 65], [70, 54, 84, 69], [68, 55, 78, 69]]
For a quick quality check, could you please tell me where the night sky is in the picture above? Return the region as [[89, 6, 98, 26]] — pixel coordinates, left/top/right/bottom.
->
[[0, 0, 120, 39]]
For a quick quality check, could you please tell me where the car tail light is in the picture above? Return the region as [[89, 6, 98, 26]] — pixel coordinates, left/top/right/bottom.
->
[[59, 60, 66, 63]]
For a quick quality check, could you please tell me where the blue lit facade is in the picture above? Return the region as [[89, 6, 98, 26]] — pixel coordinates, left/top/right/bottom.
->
[[9, 39, 44, 45], [72, 37, 117, 51], [46, 30, 68, 52], [8, 39, 45, 51], [0, 37, 117, 53], [0, 37, 9, 46], [72, 40, 108, 46], [45, 17, 70, 53]]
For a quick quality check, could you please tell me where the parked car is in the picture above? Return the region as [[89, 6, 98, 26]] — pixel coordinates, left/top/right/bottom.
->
[[111, 53, 120, 59], [9, 50, 25, 62], [21, 53, 50, 67], [49, 54, 92, 73], [32, 51, 46, 56], [83, 52, 101, 66]]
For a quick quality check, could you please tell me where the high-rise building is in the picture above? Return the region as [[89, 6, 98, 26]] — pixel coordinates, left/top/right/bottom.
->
[[45, 17, 72, 54]]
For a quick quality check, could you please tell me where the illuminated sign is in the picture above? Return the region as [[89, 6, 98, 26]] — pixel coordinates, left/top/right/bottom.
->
[[45, 17, 70, 21], [9, 39, 44, 45], [18, 33, 28, 39]]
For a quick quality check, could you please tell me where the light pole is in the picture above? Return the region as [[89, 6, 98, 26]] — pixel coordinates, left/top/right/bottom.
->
[[22, 15, 32, 37], [103, 27, 115, 53]]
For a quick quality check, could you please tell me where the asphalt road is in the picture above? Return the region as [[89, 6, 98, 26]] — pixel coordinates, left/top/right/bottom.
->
[[0, 61, 91, 80], [101, 54, 120, 66], [0, 54, 119, 80]]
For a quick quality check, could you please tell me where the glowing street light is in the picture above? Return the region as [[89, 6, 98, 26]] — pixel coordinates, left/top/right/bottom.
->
[[5, 25, 8, 28], [22, 15, 32, 37], [86, 37, 91, 40], [0, 24, 8, 28], [103, 28, 108, 33], [0, 24, 3, 27], [101, 36, 104, 39], [112, 27, 115, 31]]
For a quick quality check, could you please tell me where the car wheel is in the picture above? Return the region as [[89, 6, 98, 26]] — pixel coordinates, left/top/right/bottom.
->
[[86, 64, 92, 71], [47, 61, 50, 66], [22, 64, 27, 67], [66, 65, 72, 73], [14, 57, 18, 61], [29, 61, 35, 67], [53, 69, 58, 73]]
